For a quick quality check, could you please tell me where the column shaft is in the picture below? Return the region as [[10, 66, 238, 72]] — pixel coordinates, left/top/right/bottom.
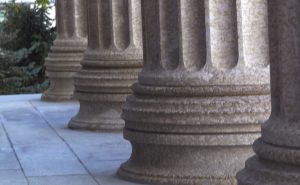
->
[[68, 0, 143, 131], [207, 0, 238, 69], [42, 0, 87, 101], [237, 1, 300, 184], [118, 0, 270, 184]]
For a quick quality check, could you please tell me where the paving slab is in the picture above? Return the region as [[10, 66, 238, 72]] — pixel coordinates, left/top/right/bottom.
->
[[70, 142, 131, 163], [0, 122, 12, 148], [0, 147, 20, 170], [0, 94, 40, 103], [14, 144, 87, 177], [30, 99, 79, 113], [0, 94, 144, 185], [0, 170, 28, 185], [0, 121, 20, 170], [93, 161, 143, 185], [28, 175, 98, 185], [1, 106, 63, 146]]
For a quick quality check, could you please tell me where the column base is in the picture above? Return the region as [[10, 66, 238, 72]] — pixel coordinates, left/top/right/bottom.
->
[[118, 129, 256, 185], [118, 167, 236, 185], [43, 45, 85, 101], [68, 94, 127, 131], [68, 116, 124, 131], [41, 93, 74, 101], [237, 156, 300, 185], [237, 138, 300, 185], [42, 77, 75, 101], [119, 84, 270, 185]]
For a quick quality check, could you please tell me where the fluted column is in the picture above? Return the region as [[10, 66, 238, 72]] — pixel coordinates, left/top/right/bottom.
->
[[68, 0, 143, 130], [237, 1, 300, 184], [118, 0, 270, 184], [42, 0, 87, 101]]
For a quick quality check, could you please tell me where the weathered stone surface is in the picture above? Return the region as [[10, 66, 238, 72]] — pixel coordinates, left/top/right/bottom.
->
[[42, 0, 87, 101], [118, 0, 270, 184], [68, 0, 143, 131], [237, 1, 300, 185]]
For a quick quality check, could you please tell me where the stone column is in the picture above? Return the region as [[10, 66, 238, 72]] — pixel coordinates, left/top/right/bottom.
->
[[42, 0, 87, 101], [237, 1, 300, 184], [68, 0, 143, 130], [118, 0, 270, 184]]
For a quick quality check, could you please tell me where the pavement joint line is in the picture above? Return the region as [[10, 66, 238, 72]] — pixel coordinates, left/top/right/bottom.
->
[[28, 100, 101, 185], [0, 116, 30, 185]]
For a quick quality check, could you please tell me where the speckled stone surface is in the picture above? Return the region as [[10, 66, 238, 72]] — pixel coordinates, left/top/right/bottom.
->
[[68, 0, 143, 131], [237, 1, 300, 185], [42, 0, 87, 101], [118, 0, 271, 185]]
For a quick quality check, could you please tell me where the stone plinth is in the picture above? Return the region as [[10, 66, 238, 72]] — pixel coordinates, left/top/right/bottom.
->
[[118, 0, 270, 184], [42, 0, 87, 101], [237, 1, 300, 185], [68, 0, 143, 131]]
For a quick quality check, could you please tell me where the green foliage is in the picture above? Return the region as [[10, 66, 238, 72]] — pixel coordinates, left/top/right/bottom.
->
[[0, 0, 55, 94], [1, 1, 55, 52], [36, 0, 50, 9], [0, 48, 49, 94]]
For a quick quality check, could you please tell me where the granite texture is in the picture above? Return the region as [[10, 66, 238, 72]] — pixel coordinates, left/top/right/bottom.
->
[[68, 0, 143, 131], [42, 0, 87, 101], [118, 0, 271, 184], [237, 1, 300, 185]]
